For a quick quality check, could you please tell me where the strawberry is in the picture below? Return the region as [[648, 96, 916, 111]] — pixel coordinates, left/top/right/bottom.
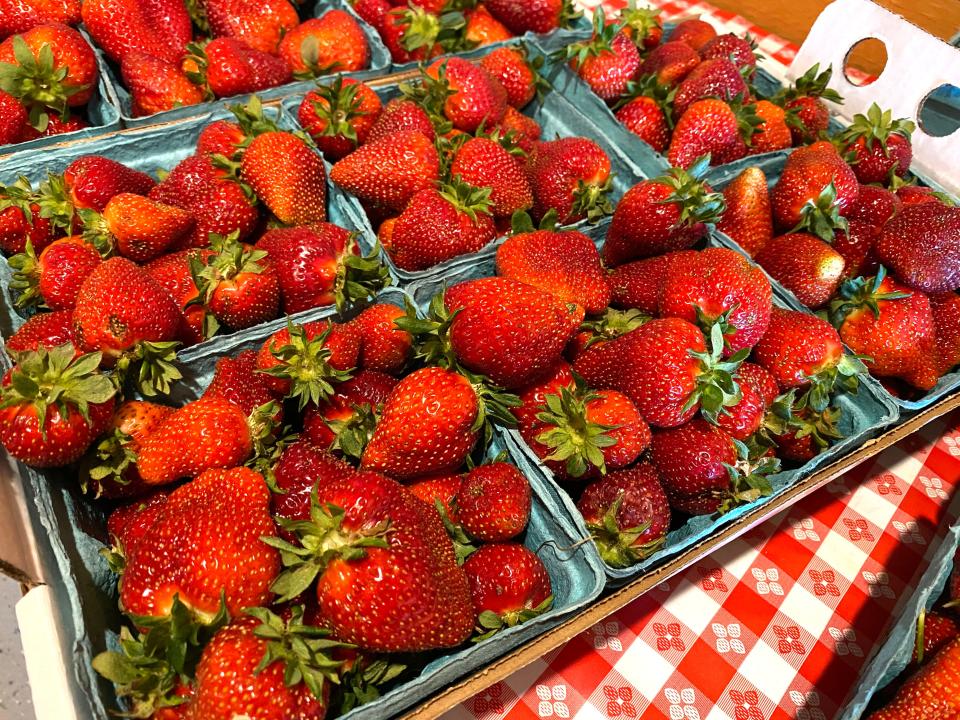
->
[[0, 344, 115, 467], [15, 109, 86, 139], [603, 160, 724, 266], [673, 58, 748, 119], [302, 369, 396, 455], [755, 233, 845, 309], [829, 269, 940, 391], [717, 165, 773, 256], [478, 45, 542, 109], [577, 463, 670, 566], [298, 77, 382, 161], [668, 18, 716, 51], [464, 543, 553, 636], [330, 129, 440, 212], [267, 468, 475, 652], [351, 0, 390, 32], [0, 90, 27, 144], [1, 0, 81, 36], [361, 367, 479, 479], [607, 251, 691, 314], [83, 193, 196, 262], [563, 13, 641, 102], [6, 309, 77, 354], [839, 103, 915, 184], [195, 99, 281, 158], [255, 319, 359, 403], [639, 41, 699, 86], [366, 97, 435, 143], [144, 248, 216, 345], [774, 405, 841, 462], [897, 185, 945, 207], [203, 349, 279, 420], [379, 5, 453, 64], [833, 219, 880, 280], [613, 78, 670, 153], [776, 64, 842, 145], [619, 1, 662, 50], [450, 136, 532, 218], [700, 33, 757, 74], [121, 50, 204, 117], [876, 202, 960, 293], [913, 611, 960, 664], [279, 10, 369, 79], [385, 179, 496, 271], [351, 303, 411, 374], [867, 636, 960, 720], [668, 98, 756, 169], [750, 100, 792, 154], [408, 473, 462, 522], [716, 379, 765, 440], [186, 37, 291, 98], [8, 235, 100, 310], [81, 0, 190, 65], [482, 0, 581, 35], [737, 361, 780, 406], [204, 0, 298, 55], [0, 176, 61, 255], [119, 466, 279, 617], [464, 5, 512, 46], [770, 140, 859, 241], [458, 462, 531, 541], [106, 488, 172, 558], [72, 257, 183, 394], [62, 156, 156, 212], [272, 441, 356, 530], [526, 136, 612, 224], [241, 131, 327, 226], [495, 227, 611, 315], [847, 184, 901, 228], [658, 247, 772, 354], [931, 292, 960, 376], [187, 611, 336, 720], [514, 359, 574, 430], [423, 57, 508, 133], [497, 105, 541, 152], [573, 317, 745, 428]]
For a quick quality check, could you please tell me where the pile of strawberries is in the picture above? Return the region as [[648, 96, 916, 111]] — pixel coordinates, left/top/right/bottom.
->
[[717, 103, 960, 399], [302, 47, 614, 272], [83, 0, 373, 117], [1, 98, 388, 409], [0, 20, 101, 146], [348, 0, 582, 63], [562, 6, 842, 169]]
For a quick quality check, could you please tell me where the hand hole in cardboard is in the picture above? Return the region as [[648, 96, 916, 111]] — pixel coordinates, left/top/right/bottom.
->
[[918, 84, 960, 138], [842, 38, 887, 86]]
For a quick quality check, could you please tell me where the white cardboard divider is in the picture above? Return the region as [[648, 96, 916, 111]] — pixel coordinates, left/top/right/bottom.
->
[[790, 0, 960, 196], [16, 586, 79, 720]]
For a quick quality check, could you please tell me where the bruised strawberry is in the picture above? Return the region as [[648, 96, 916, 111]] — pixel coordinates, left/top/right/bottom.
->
[[755, 233, 845, 309]]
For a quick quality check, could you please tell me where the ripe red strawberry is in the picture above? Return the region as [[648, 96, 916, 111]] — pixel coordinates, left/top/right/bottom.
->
[[737, 361, 780, 406], [564, 14, 640, 101], [379, 5, 449, 64], [876, 202, 960, 294], [62, 156, 155, 212], [0, 90, 27, 145], [302, 369, 396, 453], [526, 136, 612, 225], [203, 349, 279, 419], [773, 405, 841, 462], [195, 103, 279, 159], [464, 543, 553, 634], [574, 317, 744, 428], [497, 105, 541, 152], [479, 45, 542, 109], [700, 33, 757, 73], [408, 473, 463, 523], [84, 193, 195, 263], [750, 100, 792, 154], [72, 256, 182, 391], [457, 463, 531, 541], [619, 1, 662, 50], [267, 468, 475, 652], [770, 141, 859, 241], [187, 37, 291, 98], [0, 176, 60, 255], [1, 0, 81, 36], [717, 166, 773, 257], [106, 488, 172, 560], [190, 232, 280, 331], [668, 18, 716, 51], [81, 0, 190, 64], [16, 110, 86, 140], [464, 5, 513, 46], [514, 359, 574, 430], [298, 77, 382, 161], [931, 292, 960, 376], [603, 161, 724, 266], [847, 184, 901, 228], [833, 219, 880, 280], [867, 636, 960, 719], [8, 235, 100, 310], [778, 64, 842, 145], [361, 367, 479, 479], [255, 319, 359, 403], [450, 136, 532, 218], [0, 344, 115, 467], [840, 103, 914, 184], [482, 0, 581, 35], [829, 270, 940, 391], [442, 277, 584, 389], [668, 98, 750, 169], [912, 611, 960, 664], [716, 379, 765, 440], [659, 247, 772, 353], [672, 58, 748, 119], [423, 57, 507, 133], [351, 0, 390, 32], [271, 441, 356, 531], [755, 233, 845, 309], [241, 131, 327, 226], [385, 179, 496, 271], [351, 303, 411, 374], [639, 40, 699, 86], [119, 466, 279, 617], [204, 0, 298, 55], [144, 247, 216, 346], [0, 24, 97, 123], [603, 252, 686, 315], [577, 463, 670, 566], [330, 129, 440, 212], [614, 88, 670, 153], [365, 97, 435, 144], [6, 309, 77, 354], [121, 50, 204, 117], [897, 184, 944, 207], [279, 10, 368, 79]]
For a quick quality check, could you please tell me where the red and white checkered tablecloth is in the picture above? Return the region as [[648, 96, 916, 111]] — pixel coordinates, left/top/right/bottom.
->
[[446, 4, 960, 718]]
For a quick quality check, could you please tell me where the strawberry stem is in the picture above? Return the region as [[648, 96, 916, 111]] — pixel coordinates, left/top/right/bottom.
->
[[535, 384, 618, 478], [586, 493, 665, 568]]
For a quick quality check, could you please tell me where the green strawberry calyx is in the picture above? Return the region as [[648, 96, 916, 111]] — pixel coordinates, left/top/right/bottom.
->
[[720, 439, 779, 512], [0, 37, 89, 130], [83, 426, 137, 494], [115, 340, 183, 398], [620, 0, 661, 48], [438, 175, 494, 223], [7, 239, 43, 309], [570, 175, 615, 223], [474, 593, 554, 642], [585, 492, 665, 568], [657, 157, 727, 229], [224, 96, 282, 158], [260, 321, 354, 409], [840, 102, 916, 154], [397, 6, 465, 54], [558, 9, 619, 66], [577, 307, 651, 350], [326, 401, 379, 461], [793, 180, 849, 242], [775, 63, 844, 105], [535, 381, 619, 478], [685, 321, 749, 425], [307, 76, 370, 143], [827, 265, 912, 327], [336, 656, 408, 715]]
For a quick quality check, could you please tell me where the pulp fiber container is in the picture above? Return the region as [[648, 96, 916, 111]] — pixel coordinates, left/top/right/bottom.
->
[[0, 101, 388, 347], [280, 41, 669, 285], [9, 286, 606, 720], [94, 1, 391, 128], [407, 219, 900, 584]]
